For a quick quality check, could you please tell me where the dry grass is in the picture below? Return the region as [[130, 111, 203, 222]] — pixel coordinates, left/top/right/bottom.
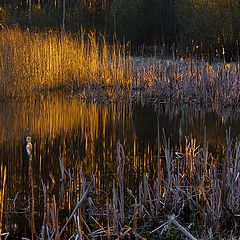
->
[[1, 28, 240, 107], [4, 135, 240, 239], [0, 27, 132, 99], [133, 58, 240, 107]]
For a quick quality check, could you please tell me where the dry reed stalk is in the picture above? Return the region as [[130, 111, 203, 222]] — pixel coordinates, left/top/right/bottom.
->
[[41, 181, 47, 240], [0, 28, 132, 100], [59, 184, 90, 236], [111, 180, 119, 235], [50, 195, 60, 240], [167, 215, 198, 240], [156, 115, 161, 216], [59, 157, 65, 203], [0, 164, 6, 236], [74, 215, 82, 240], [163, 129, 172, 191], [80, 215, 92, 236], [149, 219, 171, 235], [26, 136, 37, 239]]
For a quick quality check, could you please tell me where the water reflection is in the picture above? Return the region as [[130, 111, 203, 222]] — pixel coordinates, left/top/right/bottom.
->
[[0, 93, 240, 235]]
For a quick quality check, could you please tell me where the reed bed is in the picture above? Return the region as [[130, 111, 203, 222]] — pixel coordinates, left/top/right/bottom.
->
[[0, 27, 132, 99], [3, 133, 240, 239], [1, 28, 240, 107], [134, 58, 240, 107]]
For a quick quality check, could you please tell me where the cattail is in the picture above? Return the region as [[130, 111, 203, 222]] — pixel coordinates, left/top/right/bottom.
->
[[26, 136, 32, 157]]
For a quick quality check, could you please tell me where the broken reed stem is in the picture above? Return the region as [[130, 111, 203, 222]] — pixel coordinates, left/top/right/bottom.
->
[[167, 215, 198, 240], [116, 141, 125, 225], [0, 165, 6, 236], [59, 184, 90, 236]]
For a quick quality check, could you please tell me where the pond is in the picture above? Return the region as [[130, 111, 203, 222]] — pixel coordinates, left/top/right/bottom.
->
[[0, 93, 240, 237]]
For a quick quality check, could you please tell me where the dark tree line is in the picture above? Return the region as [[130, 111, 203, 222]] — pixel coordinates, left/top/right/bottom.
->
[[0, 0, 239, 58], [0, 0, 177, 45]]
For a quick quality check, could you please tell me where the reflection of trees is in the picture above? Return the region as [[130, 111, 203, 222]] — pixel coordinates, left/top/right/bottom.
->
[[154, 102, 240, 148]]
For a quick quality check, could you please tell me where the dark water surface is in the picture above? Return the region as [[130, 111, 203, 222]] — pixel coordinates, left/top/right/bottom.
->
[[0, 93, 240, 236]]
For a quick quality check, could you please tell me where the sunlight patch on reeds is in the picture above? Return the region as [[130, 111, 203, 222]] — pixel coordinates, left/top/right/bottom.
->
[[0, 28, 132, 98]]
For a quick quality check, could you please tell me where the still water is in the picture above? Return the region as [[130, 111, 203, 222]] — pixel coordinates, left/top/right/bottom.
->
[[0, 93, 240, 236]]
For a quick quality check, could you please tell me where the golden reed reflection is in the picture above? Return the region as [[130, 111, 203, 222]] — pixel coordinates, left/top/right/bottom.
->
[[0, 94, 240, 235], [0, 93, 157, 233]]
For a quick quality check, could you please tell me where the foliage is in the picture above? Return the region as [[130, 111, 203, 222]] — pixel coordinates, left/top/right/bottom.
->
[[110, 0, 145, 42], [0, 6, 6, 24], [0, 0, 177, 45], [0, 0, 239, 52], [177, 0, 240, 45]]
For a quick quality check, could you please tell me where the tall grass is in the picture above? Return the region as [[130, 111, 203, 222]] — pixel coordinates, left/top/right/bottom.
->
[[0, 28, 132, 99], [134, 58, 240, 107], [1, 28, 240, 107], [4, 133, 240, 239]]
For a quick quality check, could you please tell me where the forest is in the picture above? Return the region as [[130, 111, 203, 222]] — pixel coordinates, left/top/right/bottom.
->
[[0, 0, 240, 57]]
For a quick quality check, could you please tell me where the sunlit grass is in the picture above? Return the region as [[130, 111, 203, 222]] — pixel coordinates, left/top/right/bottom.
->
[[0, 27, 132, 99], [1, 28, 240, 107]]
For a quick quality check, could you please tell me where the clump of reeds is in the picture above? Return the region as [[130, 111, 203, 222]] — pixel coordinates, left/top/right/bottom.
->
[[1, 27, 240, 106], [0, 27, 132, 99], [135, 58, 240, 107], [4, 130, 240, 239], [58, 133, 240, 238]]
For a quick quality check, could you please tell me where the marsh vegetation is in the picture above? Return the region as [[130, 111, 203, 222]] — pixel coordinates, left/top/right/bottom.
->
[[1, 92, 240, 238], [1, 28, 240, 108], [0, 19, 239, 239]]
